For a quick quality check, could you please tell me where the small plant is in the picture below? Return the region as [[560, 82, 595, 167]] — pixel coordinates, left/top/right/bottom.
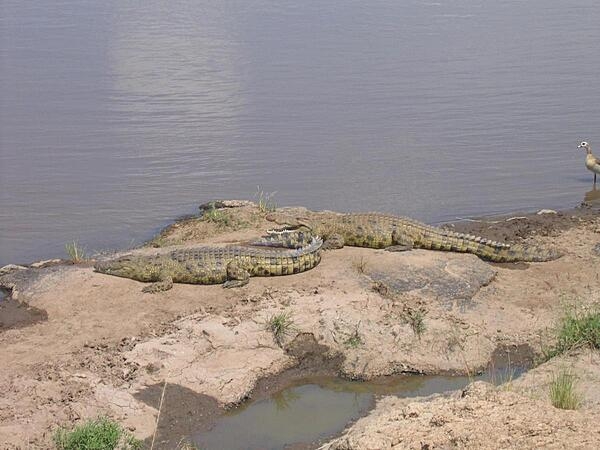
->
[[265, 311, 295, 346], [344, 320, 363, 348], [201, 202, 231, 226], [403, 307, 427, 338], [65, 240, 87, 263], [54, 417, 142, 450], [351, 256, 369, 274], [549, 369, 581, 410], [255, 186, 277, 213], [544, 303, 600, 359], [344, 328, 363, 348], [176, 439, 201, 450]]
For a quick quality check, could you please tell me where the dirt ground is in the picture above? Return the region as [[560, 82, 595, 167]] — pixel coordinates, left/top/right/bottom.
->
[[1, 203, 599, 449]]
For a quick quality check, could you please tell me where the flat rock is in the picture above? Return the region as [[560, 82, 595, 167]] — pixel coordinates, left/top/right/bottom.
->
[[365, 251, 496, 309]]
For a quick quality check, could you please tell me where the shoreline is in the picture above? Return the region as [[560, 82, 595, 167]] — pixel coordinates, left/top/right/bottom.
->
[[1, 201, 599, 449]]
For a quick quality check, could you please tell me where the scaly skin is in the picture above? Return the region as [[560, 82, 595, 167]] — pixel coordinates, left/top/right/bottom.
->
[[94, 233, 322, 292], [266, 211, 562, 263]]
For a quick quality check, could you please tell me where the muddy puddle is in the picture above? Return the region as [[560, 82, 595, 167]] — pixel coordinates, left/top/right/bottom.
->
[[0, 288, 48, 331], [148, 344, 533, 450]]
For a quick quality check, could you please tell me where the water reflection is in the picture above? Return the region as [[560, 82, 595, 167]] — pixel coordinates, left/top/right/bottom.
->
[[584, 187, 600, 204]]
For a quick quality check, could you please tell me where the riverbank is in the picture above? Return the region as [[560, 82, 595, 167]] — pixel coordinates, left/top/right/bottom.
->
[[1, 202, 599, 448]]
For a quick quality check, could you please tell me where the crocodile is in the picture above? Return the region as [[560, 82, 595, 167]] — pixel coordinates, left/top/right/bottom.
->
[[94, 231, 323, 292], [265, 210, 562, 263]]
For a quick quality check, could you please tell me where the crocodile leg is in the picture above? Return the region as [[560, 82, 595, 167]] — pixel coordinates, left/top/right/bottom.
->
[[142, 272, 174, 293], [387, 230, 414, 252], [223, 261, 251, 288]]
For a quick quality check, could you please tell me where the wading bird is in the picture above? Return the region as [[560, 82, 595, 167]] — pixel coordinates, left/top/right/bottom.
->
[[579, 141, 600, 184]]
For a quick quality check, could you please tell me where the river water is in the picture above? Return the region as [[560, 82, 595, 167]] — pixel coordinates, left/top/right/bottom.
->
[[1, 0, 599, 265]]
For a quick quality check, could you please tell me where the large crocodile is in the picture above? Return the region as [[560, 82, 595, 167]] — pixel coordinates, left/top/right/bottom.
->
[[94, 231, 323, 292], [265, 210, 562, 263]]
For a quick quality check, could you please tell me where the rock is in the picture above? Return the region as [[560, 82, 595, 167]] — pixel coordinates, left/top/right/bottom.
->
[[365, 251, 496, 310], [536, 209, 557, 215], [592, 243, 600, 256], [0, 264, 28, 275], [30, 259, 64, 268]]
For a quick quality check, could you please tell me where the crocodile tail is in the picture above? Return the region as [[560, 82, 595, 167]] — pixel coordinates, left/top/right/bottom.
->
[[475, 243, 563, 263], [416, 229, 562, 262]]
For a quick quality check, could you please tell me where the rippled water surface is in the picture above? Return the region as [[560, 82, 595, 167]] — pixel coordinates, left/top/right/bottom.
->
[[1, 0, 600, 265]]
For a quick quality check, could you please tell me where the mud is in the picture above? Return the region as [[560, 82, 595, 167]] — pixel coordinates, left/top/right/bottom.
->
[[136, 383, 221, 449], [0, 288, 47, 331], [446, 206, 600, 243]]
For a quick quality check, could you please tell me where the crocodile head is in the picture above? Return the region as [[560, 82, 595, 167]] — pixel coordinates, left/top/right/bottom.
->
[[94, 255, 157, 281]]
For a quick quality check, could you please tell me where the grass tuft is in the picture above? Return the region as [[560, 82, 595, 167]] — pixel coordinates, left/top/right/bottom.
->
[[403, 307, 427, 338], [344, 330, 363, 348], [65, 240, 87, 263], [344, 322, 363, 348], [201, 202, 232, 227], [265, 311, 295, 346], [54, 416, 142, 450], [255, 187, 277, 213], [549, 369, 581, 410], [544, 303, 600, 359]]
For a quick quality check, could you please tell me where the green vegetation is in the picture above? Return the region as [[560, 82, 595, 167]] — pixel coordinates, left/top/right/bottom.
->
[[265, 311, 295, 346], [403, 308, 427, 338], [344, 328, 363, 348], [201, 202, 232, 226], [549, 369, 581, 410], [544, 303, 600, 359], [255, 187, 277, 213], [54, 417, 142, 450], [65, 240, 87, 263]]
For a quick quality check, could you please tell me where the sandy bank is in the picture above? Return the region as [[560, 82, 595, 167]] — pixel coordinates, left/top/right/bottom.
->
[[1, 203, 599, 448]]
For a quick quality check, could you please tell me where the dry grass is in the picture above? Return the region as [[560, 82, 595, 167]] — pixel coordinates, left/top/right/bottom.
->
[[65, 240, 87, 263], [255, 187, 277, 213], [351, 256, 369, 274]]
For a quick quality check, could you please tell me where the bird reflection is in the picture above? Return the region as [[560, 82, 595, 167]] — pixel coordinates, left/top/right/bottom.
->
[[584, 186, 600, 204]]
